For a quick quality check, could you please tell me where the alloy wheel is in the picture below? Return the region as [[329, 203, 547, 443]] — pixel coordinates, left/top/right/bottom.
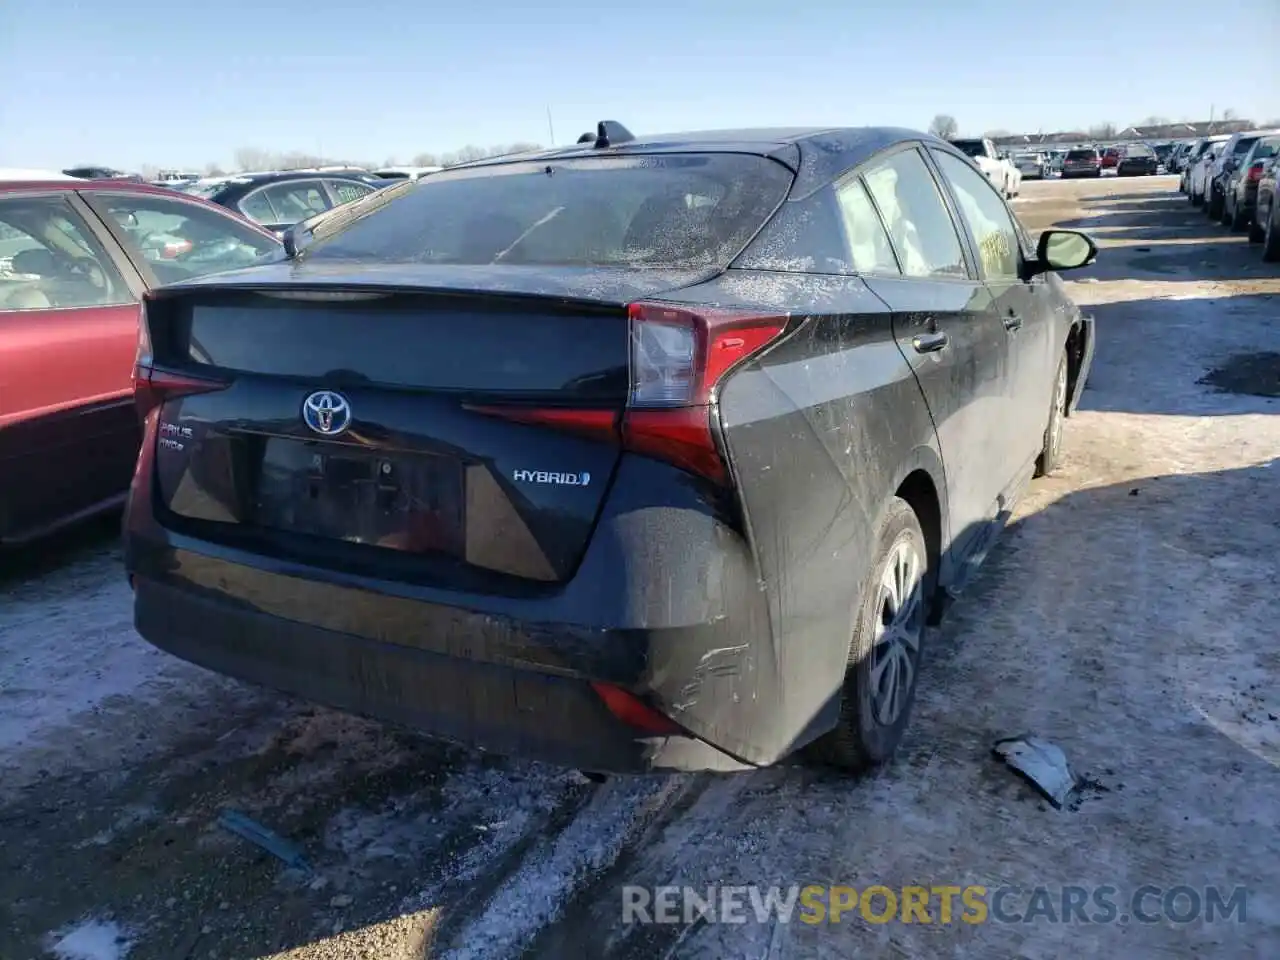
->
[[869, 535, 925, 726]]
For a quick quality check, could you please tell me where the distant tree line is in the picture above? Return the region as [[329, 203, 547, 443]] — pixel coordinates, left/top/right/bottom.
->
[[134, 143, 545, 181]]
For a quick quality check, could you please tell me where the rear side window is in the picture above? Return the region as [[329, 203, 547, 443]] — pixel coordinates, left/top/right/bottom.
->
[[834, 179, 898, 275], [301, 154, 794, 269], [862, 149, 967, 279]]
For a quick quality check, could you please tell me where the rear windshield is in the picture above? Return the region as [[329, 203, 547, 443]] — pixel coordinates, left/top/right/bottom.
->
[[950, 140, 986, 158], [1065, 150, 1097, 160], [1231, 137, 1259, 155], [300, 154, 794, 269]]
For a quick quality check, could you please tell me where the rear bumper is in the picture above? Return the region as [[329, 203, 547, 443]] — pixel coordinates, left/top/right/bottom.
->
[[133, 575, 749, 773], [125, 447, 834, 773]]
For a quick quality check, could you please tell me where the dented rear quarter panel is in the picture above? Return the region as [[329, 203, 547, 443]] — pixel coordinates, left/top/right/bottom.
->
[[672, 270, 943, 762]]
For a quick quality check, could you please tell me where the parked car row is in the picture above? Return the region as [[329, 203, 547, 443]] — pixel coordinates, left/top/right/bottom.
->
[[1180, 130, 1280, 260], [947, 138, 1022, 197]]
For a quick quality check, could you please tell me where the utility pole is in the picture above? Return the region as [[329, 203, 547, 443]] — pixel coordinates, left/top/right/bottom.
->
[[546, 107, 556, 146]]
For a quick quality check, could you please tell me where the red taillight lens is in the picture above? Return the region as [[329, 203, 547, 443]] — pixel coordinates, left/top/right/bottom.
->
[[132, 300, 229, 418], [468, 303, 789, 487], [133, 366, 229, 420], [1248, 162, 1264, 183], [590, 681, 682, 736], [622, 301, 788, 485]]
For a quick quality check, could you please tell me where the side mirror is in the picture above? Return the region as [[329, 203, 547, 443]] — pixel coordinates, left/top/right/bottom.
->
[[1029, 229, 1097, 276], [281, 224, 299, 257]]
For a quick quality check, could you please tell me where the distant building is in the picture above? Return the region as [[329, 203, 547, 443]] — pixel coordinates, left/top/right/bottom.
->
[[989, 119, 1256, 148]]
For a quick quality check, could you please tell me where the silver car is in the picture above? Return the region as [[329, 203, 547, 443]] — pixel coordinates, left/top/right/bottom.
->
[[1013, 152, 1050, 180]]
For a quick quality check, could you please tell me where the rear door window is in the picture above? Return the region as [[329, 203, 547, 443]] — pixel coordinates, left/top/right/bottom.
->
[[248, 182, 331, 225], [862, 148, 968, 279], [301, 154, 794, 269]]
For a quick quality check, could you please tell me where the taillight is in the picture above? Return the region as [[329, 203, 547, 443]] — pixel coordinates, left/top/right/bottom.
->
[[590, 681, 682, 736], [621, 302, 788, 485], [467, 303, 789, 487], [1248, 162, 1264, 183], [133, 305, 228, 417], [133, 366, 228, 420]]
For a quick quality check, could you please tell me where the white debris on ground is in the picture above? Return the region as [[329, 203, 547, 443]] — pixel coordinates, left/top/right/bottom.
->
[[1, 176, 1277, 960], [46, 918, 134, 960]]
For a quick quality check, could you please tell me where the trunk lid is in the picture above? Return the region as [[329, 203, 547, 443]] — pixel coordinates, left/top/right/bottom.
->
[[144, 266, 706, 590]]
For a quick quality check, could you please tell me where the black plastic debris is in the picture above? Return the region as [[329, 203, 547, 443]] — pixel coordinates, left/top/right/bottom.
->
[[217, 809, 313, 875], [992, 736, 1078, 810]]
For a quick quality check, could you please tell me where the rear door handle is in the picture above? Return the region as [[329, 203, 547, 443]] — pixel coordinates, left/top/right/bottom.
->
[[912, 332, 950, 354], [1003, 314, 1024, 332]]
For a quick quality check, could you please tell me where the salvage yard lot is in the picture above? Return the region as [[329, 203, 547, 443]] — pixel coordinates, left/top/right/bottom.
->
[[2, 175, 1278, 960]]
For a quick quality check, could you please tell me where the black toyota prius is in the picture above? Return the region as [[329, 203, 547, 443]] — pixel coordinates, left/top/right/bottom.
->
[[124, 123, 1097, 775]]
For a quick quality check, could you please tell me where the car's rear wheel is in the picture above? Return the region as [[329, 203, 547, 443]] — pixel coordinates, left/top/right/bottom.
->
[[1208, 188, 1224, 220], [808, 496, 929, 773], [1035, 352, 1069, 478], [1221, 193, 1236, 227]]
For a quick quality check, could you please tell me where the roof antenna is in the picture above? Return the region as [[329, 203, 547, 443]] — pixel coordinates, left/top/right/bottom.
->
[[592, 121, 635, 149]]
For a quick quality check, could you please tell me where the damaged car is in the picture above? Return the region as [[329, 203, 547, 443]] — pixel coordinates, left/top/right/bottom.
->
[[124, 123, 1097, 775]]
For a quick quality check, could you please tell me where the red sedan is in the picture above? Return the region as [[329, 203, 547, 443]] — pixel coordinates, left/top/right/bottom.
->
[[0, 173, 281, 545]]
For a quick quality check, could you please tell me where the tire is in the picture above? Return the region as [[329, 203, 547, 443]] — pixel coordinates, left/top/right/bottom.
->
[[1220, 193, 1235, 227], [1035, 352, 1069, 478], [1264, 210, 1280, 263], [807, 497, 930, 773], [1208, 188, 1223, 220], [1248, 215, 1265, 243], [1229, 195, 1248, 231]]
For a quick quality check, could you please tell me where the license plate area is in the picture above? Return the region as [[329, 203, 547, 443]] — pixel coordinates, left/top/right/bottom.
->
[[254, 438, 464, 555]]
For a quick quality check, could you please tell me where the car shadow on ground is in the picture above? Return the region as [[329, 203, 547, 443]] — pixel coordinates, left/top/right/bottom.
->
[[527, 458, 1280, 960], [2, 461, 1277, 960], [0, 511, 122, 586]]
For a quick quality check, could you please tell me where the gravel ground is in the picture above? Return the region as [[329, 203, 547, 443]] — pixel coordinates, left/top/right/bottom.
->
[[2, 174, 1278, 960]]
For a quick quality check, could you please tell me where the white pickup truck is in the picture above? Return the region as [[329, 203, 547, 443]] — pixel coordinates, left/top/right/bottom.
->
[[948, 138, 1022, 199]]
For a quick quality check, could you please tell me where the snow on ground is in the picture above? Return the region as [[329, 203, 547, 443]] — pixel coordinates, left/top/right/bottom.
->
[[46, 918, 134, 960], [2, 175, 1278, 960]]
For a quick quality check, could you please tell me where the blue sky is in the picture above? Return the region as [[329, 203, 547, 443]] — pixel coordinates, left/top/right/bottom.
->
[[2, 0, 1275, 171]]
